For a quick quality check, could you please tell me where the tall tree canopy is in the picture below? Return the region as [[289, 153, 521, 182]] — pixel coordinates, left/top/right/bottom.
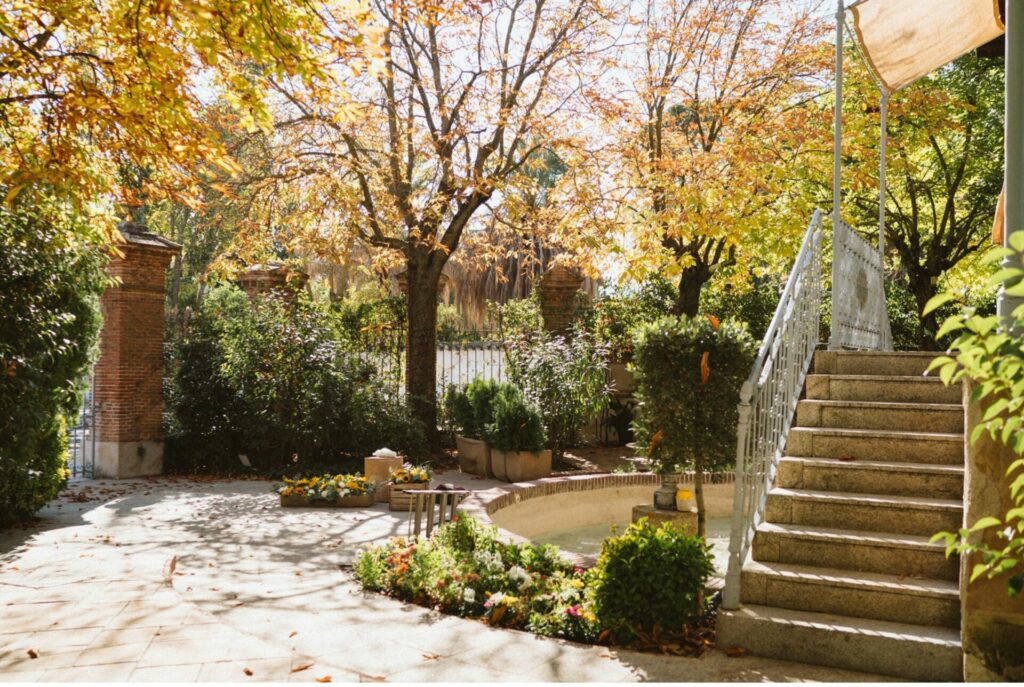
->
[[0, 0, 379, 240], [220, 0, 614, 441], [601, 0, 828, 315]]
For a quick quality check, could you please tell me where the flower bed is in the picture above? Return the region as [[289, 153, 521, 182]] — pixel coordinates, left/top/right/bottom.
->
[[277, 473, 375, 508], [355, 514, 716, 652]]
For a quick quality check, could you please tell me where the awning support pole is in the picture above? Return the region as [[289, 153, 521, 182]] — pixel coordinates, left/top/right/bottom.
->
[[829, 0, 844, 351], [879, 87, 887, 261], [999, 0, 1024, 326]]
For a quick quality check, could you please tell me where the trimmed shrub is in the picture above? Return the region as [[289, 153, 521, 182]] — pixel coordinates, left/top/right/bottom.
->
[[485, 385, 546, 453], [632, 315, 756, 535], [446, 378, 501, 440], [589, 519, 714, 644], [0, 202, 104, 526]]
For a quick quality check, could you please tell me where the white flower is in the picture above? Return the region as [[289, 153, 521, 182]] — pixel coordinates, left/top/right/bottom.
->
[[485, 591, 505, 608], [507, 565, 532, 590], [463, 588, 476, 603]]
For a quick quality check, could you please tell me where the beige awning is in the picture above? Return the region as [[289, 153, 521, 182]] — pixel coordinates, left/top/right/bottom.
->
[[849, 0, 1004, 92]]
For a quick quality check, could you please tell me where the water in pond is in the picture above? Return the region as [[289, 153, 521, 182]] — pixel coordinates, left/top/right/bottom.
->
[[537, 517, 732, 572]]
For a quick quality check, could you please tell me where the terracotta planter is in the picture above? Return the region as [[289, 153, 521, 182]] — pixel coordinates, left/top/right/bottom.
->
[[279, 493, 374, 508], [389, 482, 429, 511], [456, 435, 491, 477], [491, 449, 552, 483]]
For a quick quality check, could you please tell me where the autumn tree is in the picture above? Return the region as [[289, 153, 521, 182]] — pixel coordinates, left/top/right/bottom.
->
[[607, 0, 828, 315], [226, 0, 613, 442], [839, 54, 1004, 348], [0, 0, 378, 241]]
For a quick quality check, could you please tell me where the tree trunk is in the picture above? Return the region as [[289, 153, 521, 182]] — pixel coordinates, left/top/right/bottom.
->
[[693, 461, 706, 540], [910, 275, 941, 350], [673, 262, 710, 318], [405, 253, 442, 451]]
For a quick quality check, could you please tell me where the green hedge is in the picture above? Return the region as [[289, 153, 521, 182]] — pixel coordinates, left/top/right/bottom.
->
[[166, 284, 426, 475], [0, 202, 104, 526]]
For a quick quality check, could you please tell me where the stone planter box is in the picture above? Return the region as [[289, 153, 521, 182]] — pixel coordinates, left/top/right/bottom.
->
[[389, 482, 429, 511], [491, 449, 552, 483], [279, 493, 374, 508], [456, 435, 491, 477], [608, 362, 635, 395]]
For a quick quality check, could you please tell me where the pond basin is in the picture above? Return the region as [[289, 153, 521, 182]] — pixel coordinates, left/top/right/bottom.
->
[[459, 473, 735, 572]]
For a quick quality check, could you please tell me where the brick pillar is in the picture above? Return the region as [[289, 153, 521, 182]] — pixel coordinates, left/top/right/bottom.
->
[[93, 222, 180, 478], [538, 264, 585, 334], [237, 263, 308, 301]]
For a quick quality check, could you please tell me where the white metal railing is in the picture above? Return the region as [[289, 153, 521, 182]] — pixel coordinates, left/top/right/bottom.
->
[[829, 218, 892, 351], [723, 210, 824, 609]]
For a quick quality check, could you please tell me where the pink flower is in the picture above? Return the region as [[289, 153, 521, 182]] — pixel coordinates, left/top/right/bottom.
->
[[565, 605, 582, 618]]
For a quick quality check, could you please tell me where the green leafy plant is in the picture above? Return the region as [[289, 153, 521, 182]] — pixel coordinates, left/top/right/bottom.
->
[[504, 328, 610, 459], [485, 386, 547, 453], [0, 200, 105, 526], [631, 315, 756, 537], [589, 518, 714, 644], [447, 378, 502, 440], [167, 283, 426, 474], [926, 235, 1024, 597]]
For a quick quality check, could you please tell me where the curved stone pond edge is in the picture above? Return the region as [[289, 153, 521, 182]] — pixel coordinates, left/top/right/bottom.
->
[[458, 471, 734, 587]]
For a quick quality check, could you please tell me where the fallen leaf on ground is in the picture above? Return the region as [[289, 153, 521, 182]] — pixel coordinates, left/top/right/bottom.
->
[[724, 646, 747, 658], [422, 653, 441, 661], [837, 455, 857, 462], [26, 649, 38, 659], [291, 662, 313, 673], [243, 668, 253, 676], [288, 631, 298, 638], [314, 676, 332, 683]]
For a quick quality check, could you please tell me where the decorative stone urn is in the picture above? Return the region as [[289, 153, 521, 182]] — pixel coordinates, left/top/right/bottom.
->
[[653, 473, 679, 510]]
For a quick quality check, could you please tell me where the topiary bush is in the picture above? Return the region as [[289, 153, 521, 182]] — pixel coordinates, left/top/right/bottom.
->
[[446, 378, 502, 440], [0, 201, 105, 526], [632, 315, 756, 537], [485, 385, 547, 452], [589, 518, 714, 644]]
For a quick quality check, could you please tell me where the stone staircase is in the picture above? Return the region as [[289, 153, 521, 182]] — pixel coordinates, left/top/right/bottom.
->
[[717, 350, 964, 681]]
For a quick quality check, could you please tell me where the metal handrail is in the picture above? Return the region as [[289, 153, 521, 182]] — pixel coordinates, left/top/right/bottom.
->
[[723, 210, 824, 609]]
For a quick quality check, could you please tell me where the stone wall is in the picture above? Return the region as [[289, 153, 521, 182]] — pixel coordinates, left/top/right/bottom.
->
[[961, 380, 1024, 681]]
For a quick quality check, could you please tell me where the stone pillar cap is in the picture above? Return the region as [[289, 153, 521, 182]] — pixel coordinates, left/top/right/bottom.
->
[[116, 221, 182, 252]]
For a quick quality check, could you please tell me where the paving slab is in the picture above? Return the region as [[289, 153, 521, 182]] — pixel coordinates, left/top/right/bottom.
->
[[0, 475, 896, 682]]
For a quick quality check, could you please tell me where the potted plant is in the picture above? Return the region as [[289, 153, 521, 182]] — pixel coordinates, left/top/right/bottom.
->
[[632, 314, 755, 537], [485, 386, 551, 482], [387, 463, 433, 511], [277, 473, 376, 508], [449, 379, 500, 477]]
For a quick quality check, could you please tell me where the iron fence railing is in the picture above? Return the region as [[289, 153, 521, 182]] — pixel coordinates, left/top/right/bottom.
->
[[724, 211, 824, 609], [67, 365, 96, 479]]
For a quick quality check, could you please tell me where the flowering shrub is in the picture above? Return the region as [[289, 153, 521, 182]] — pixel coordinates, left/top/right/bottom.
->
[[388, 463, 432, 485], [277, 473, 374, 501], [355, 514, 600, 643], [354, 514, 715, 650]]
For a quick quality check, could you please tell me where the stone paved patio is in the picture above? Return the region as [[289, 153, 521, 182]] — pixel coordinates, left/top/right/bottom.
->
[[0, 473, 896, 682]]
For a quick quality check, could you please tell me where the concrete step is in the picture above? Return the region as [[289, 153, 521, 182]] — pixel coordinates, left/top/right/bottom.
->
[[786, 426, 964, 465], [752, 522, 959, 580], [776, 456, 964, 499], [805, 373, 961, 404], [795, 399, 963, 433], [764, 488, 962, 536], [716, 604, 962, 681], [813, 350, 943, 377], [739, 560, 960, 628]]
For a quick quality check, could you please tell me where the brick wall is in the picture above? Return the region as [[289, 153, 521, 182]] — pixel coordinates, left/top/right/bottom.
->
[[94, 241, 178, 444]]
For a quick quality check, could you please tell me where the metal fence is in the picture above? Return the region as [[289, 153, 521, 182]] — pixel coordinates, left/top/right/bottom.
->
[[67, 366, 96, 479], [343, 328, 508, 400]]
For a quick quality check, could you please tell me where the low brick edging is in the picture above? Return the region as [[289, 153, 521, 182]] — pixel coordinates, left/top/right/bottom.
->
[[458, 471, 736, 570]]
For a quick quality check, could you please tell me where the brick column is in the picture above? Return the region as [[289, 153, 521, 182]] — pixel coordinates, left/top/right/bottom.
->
[[237, 262, 308, 301], [538, 264, 585, 334], [93, 222, 180, 478]]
